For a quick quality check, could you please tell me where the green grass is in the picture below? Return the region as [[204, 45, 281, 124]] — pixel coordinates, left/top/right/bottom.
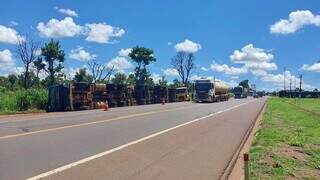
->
[[0, 87, 48, 114], [250, 97, 320, 179]]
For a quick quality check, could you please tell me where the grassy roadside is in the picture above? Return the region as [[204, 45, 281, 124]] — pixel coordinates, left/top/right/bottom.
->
[[250, 97, 320, 179]]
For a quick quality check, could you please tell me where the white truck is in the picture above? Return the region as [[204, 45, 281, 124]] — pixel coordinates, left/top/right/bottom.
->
[[193, 78, 229, 102]]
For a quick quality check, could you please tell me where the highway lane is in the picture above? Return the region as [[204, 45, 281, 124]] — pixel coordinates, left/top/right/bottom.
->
[[0, 98, 265, 180]]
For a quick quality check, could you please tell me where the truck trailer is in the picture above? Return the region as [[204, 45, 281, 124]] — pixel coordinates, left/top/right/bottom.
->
[[193, 78, 229, 103]]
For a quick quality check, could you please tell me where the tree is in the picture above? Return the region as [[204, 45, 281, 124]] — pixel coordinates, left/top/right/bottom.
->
[[239, 80, 249, 89], [73, 68, 93, 83], [15, 36, 39, 89], [128, 46, 156, 85], [158, 75, 168, 87], [111, 72, 127, 85], [171, 51, 195, 85], [33, 57, 46, 79], [8, 74, 18, 90], [126, 74, 136, 86], [169, 78, 183, 88], [87, 59, 114, 83], [39, 39, 65, 86]]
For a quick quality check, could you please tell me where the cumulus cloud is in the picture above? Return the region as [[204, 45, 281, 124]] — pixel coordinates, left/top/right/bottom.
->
[[230, 44, 274, 63], [261, 71, 314, 90], [301, 62, 320, 72], [244, 62, 277, 71], [37, 17, 83, 38], [210, 63, 247, 75], [55, 7, 78, 17], [69, 47, 97, 61], [201, 67, 209, 71], [107, 57, 133, 72], [174, 39, 201, 53], [0, 49, 15, 68], [151, 73, 161, 83], [85, 23, 125, 43], [0, 49, 23, 76], [270, 10, 320, 34], [0, 25, 24, 44], [163, 68, 179, 76], [118, 48, 132, 58]]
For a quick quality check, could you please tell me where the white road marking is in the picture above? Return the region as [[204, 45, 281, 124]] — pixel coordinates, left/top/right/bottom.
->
[[27, 99, 259, 180]]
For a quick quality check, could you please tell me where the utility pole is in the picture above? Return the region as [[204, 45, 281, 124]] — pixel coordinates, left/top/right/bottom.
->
[[290, 78, 292, 98], [283, 67, 286, 91], [299, 74, 302, 98]]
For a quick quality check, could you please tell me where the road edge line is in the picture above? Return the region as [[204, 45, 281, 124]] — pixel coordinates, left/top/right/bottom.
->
[[27, 99, 257, 180]]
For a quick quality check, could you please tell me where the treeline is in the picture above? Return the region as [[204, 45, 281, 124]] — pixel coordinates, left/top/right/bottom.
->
[[0, 37, 197, 114]]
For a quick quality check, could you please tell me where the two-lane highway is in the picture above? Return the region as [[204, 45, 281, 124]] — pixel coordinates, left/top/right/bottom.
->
[[0, 97, 266, 180]]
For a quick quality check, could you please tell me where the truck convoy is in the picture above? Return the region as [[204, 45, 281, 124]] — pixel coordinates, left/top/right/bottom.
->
[[234, 86, 248, 99], [193, 78, 229, 102]]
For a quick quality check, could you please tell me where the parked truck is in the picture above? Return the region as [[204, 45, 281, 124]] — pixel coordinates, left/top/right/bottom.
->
[[175, 87, 190, 102], [234, 86, 248, 99], [193, 78, 229, 102]]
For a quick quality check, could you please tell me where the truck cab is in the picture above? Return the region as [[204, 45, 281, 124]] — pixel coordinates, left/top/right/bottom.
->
[[175, 87, 190, 101], [193, 79, 215, 102]]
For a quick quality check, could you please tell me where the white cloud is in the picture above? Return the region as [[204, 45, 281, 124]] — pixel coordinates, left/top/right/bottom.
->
[[0, 49, 23, 76], [210, 63, 247, 75], [245, 62, 277, 71], [151, 73, 161, 83], [261, 71, 314, 90], [63, 67, 81, 80], [167, 42, 172, 46], [0, 25, 24, 44], [301, 62, 320, 72], [9, 21, 18, 27], [201, 67, 209, 71], [37, 17, 83, 38], [0, 49, 15, 69], [174, 39, 201, 53], [230, 44, 274, 63], [85, 23, 125, 43], [163, 68, 179, 76], [55, 7, 78, 17], [118, 48, 132, 58], [69, 47, 97, 61], [107, 57, 133, 72], [270, 10, 320, 34]]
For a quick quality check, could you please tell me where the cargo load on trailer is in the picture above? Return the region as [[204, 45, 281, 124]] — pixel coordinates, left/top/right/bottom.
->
[[193, 78, 229, 103], [234, 86, 248, 99]]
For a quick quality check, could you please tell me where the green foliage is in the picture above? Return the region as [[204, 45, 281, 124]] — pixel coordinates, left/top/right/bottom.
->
[[0, 88, 48, 113], [239, 79, 249, 89], [158, 75, 168, 87], [73, 68, 93, 83], [128, 46, 156, 85], [39, 39, 65, 86], [111, 72, 127, 85]]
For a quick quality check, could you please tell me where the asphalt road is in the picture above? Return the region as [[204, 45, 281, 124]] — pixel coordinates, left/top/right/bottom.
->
[[0, 97, 266, 180]]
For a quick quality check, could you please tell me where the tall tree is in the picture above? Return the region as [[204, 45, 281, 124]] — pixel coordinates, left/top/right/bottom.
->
[[87, 59, 114, 83], [39, 39, 65, 86], [15, 36, 39, 89], [171, 51, 195, 85], [239, 80, 249, 89], [111, 72, 127, 85], [126, 74, 136, 86], [33, 57, 46, 79], [128, 46, 156, 85], [73, 68, 93, 83]]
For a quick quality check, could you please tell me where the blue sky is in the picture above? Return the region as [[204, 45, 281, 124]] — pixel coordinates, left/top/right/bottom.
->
[[0, 0, 320, 91]]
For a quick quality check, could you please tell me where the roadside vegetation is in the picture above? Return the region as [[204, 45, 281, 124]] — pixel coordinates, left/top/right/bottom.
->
[[250, 97, 320, 179]]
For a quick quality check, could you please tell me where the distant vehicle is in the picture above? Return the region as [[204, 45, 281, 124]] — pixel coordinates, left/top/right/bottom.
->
[[234, 86, 248, 99], [253, 93, 259, 98], [175, 87, 190, 101], [193, 78, 229, 103], [257, 91, 264, 97]]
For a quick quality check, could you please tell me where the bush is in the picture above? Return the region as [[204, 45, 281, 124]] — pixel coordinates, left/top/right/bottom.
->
[[0, 88, 48, 112]]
